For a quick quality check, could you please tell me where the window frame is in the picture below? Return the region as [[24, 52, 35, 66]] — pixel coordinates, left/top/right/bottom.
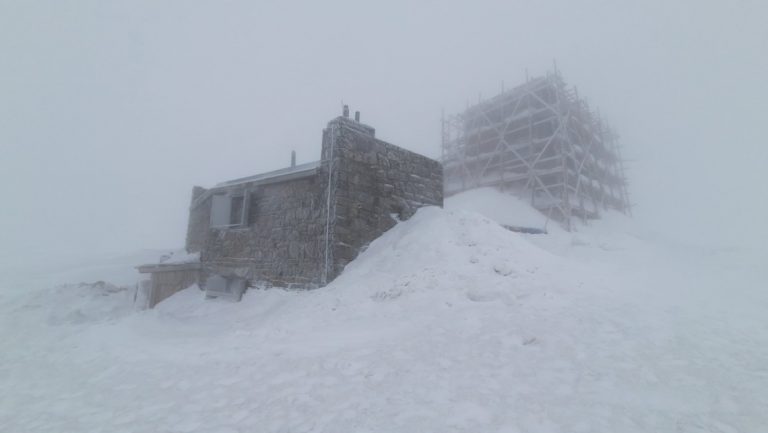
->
[[210, 189, 250, 229]]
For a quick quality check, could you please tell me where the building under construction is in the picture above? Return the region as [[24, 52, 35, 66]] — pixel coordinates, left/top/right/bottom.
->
[[442, 70, 631, 230]]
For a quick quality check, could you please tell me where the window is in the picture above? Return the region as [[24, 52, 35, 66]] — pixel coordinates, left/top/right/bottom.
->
[[210, 192, 248, 228], [229, 196, 244, 225]]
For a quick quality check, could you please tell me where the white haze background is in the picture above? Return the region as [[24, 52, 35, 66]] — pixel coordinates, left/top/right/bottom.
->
[[2, 3, 768, 432], [1, 0, 767, 268]]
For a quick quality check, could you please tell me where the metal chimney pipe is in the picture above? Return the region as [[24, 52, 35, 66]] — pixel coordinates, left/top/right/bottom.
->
[[291, 150, 296, 167], [343, 105, 349, 118], [354, 111, 360, 122]]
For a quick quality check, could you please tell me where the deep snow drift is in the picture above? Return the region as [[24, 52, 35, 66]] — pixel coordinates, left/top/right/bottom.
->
[[1, 190, 766, 432], [444, 187, 564, 233]]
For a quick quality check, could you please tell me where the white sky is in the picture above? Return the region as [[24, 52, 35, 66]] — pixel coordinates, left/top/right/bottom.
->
[[1, 0, 766, 264]]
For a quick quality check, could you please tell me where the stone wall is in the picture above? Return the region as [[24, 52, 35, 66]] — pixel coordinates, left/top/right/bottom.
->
[[177, 115, 443, 292], [186, 186, 209, 254], [323, 117, 444, 280], [187, 174, 328, 288]]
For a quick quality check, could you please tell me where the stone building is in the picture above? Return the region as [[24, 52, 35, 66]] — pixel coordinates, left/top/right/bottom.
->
[[138, 109, 443, 307]]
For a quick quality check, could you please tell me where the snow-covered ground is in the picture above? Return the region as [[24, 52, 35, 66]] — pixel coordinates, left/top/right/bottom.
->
[[444, 187, 564, 234], [1, 191, 766, 432]]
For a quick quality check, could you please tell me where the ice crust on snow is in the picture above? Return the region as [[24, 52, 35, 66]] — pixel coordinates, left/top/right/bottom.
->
[[1, 189, 767, 432]]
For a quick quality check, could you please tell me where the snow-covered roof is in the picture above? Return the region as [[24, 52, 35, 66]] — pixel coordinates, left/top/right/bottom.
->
[[215, 160, 321, 189]]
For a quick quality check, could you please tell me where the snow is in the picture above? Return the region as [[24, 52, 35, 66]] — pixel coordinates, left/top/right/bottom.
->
[[445, 187, 562, 233], [159, 251, 200, 265], [2, 189, 767, 432]]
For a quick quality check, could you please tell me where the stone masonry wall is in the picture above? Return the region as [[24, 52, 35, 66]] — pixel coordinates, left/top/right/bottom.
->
[[181, 116, 442, 290], [186, 175, 328, 288], [323, 117, 443, 280], [186, 186, 209, 254]]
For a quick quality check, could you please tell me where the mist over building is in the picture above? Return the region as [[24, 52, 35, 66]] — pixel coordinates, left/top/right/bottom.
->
[[442, 70, 631, 230]]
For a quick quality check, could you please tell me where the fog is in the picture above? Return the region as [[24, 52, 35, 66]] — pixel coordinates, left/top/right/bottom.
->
[[2, 0, 766, 266]]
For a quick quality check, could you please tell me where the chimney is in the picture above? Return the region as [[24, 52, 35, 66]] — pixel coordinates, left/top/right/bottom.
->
[[343, 105, 349, 118], [291, 150, 296, 167], [354, 111, 360, 122]]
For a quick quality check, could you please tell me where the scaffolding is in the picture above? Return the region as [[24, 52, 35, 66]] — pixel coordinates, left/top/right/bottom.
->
[[442, 70, 631, 230]]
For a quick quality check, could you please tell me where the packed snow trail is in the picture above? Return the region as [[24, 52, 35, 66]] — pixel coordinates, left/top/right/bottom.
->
[[1, 199, 766, 432]]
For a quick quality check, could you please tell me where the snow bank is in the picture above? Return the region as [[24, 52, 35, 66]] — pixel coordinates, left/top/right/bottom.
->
[[445, 187, 562, 233], [329, 206, 558, 305], [43, 281, 136, 325], [2, 199, 767, 432]]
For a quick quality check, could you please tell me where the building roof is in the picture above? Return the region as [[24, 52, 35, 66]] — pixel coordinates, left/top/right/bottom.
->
[[215, 160, 321, 189]]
